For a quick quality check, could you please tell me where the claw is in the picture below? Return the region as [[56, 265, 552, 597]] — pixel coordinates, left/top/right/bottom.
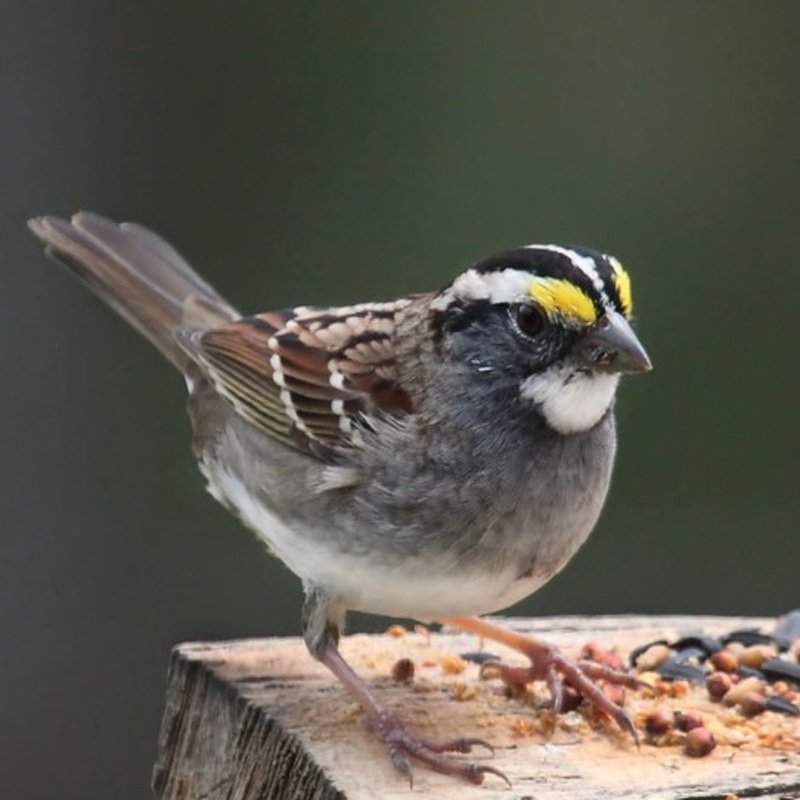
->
[[611, 707, 640, 747], [468, 764, 512, 788], [431, 736, 495, 756], [478, 766, 511, 789], [546, 668, 563, 714], [389, 746, 414, 788]]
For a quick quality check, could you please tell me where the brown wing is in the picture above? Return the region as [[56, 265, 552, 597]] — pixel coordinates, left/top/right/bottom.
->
[[178, 302, 414, 454]]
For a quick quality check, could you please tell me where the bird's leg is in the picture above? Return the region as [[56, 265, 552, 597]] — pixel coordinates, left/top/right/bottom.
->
[[444, 616, 640, 740], [302, 588, 508, 787]]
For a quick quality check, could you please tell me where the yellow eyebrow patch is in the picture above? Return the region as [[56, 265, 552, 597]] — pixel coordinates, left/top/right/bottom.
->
[[528, 278, 597, 325], [610, 258, 633, 317]]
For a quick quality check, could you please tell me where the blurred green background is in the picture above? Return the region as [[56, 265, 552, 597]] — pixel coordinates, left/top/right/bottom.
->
[[2, 2, 798, 797]]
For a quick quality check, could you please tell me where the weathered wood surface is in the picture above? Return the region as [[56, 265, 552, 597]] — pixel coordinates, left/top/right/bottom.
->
[[153, 615, 800, 800]]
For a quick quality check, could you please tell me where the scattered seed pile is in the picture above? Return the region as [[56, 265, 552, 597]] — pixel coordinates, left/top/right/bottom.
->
[[371, 611, 800, 760], [628, 610, 799, 757]]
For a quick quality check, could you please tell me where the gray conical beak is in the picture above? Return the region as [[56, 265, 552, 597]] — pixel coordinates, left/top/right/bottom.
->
[[574, 311, 652, 375]]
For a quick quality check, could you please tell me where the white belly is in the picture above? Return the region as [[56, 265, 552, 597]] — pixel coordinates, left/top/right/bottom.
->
[[207, 465, 547, 621]]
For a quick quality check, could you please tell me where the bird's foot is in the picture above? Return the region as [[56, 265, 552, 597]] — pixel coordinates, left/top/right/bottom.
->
[[311, 614, 509, 787], [370, 711, 510, 788], [445, 616, 640, 742], [480, 640, 640, 739]]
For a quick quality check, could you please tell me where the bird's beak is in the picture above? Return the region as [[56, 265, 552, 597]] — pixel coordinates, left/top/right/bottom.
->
[[574, 311, 652, 375]]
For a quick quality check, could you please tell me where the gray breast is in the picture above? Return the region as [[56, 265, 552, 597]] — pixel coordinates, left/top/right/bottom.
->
[[190, 376, 617, 592], [330, 408, 618, 582]]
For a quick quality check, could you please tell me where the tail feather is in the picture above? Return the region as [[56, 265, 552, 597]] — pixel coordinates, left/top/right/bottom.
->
[[28, 211, 239, 370]]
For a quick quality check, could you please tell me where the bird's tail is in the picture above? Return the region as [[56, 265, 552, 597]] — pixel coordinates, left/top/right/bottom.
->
[[28, 211, 239, 370]]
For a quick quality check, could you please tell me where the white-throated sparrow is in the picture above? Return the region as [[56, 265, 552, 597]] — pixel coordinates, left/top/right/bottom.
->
[[29, 212, 651, 786]]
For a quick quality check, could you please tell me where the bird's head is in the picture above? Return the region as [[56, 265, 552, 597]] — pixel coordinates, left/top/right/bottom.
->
[[431, 245, 651, 435]]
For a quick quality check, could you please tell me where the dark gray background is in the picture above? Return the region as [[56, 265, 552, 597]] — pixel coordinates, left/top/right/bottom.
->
[[2, 3, 798, 798]]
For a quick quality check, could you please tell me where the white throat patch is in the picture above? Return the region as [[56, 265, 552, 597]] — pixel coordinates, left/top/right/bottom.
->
[[520, 367, 619, 434]]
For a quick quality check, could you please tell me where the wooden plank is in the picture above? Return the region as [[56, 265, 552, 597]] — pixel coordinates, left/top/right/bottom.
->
[[152, 615, 800, 799]]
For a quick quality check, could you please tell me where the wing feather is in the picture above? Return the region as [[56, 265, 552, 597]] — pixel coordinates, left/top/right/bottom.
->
[[181, 302, 414, 455]]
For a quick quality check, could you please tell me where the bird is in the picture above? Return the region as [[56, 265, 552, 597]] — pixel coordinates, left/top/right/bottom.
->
[[29, 211, 651, 785]]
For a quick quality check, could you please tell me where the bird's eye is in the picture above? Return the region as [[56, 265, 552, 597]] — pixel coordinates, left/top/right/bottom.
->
[[513, 303, 546, 338]]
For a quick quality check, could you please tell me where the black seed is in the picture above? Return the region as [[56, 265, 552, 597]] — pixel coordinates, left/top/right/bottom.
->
[[460, 651, 501, 665], [765, 695, 800, 716], [722, 628, 776, 648], [671, 635, 723, 657], [736, 666, 766, 681], [773, 609, 800, 651], [628, 639, 670, 668], [761, 657, 800, 686], [672, 646, 707, 664], [656, 657, 707, 684]]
